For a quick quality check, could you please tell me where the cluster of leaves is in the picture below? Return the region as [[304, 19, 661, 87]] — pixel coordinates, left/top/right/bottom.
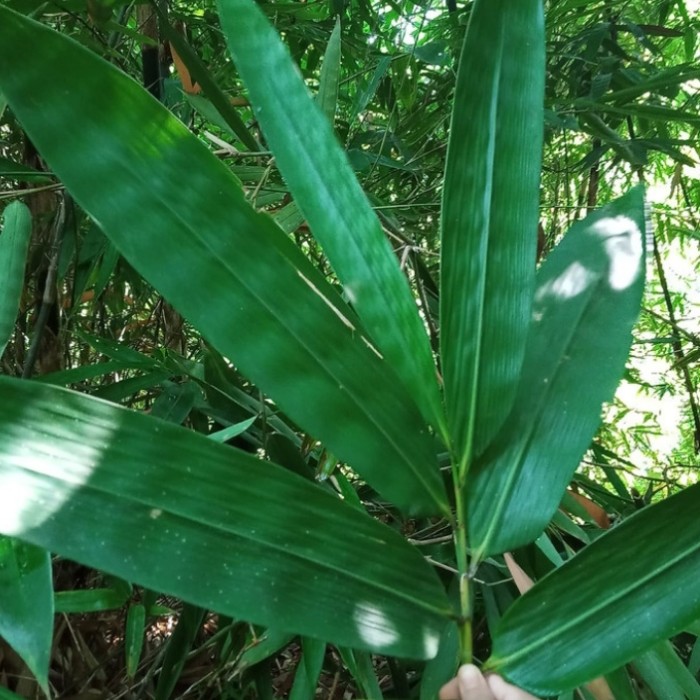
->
[[0, 0, 699, 698]]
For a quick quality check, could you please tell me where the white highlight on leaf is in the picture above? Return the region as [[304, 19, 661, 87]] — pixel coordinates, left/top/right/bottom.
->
[[352, 601, 439, 657], [0, 404, 114, 535], [539, 261, 594, 302], [353, 601, 399, 649], [590, 214, 643, 291]]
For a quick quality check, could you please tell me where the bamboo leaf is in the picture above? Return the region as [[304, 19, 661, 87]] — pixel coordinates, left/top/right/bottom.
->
[[0, 7, 447, 517], [468, 187, 647, 558], [125, 603, 146, 678], [633, 642, 700, 700], [289, 638, 326, 700], [0, 201, 32, 357], [217, 0, 445, 436], [440, 0, 545, 472], [157, 11, 259, 151], [486, 482, 700, 695], [316, 17, 342, 125], [0, 536, 53, 694], [0, 376, 450, 659]]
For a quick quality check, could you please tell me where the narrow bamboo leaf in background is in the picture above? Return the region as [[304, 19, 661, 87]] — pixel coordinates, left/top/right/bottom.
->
[[468, 187, 647, 558], [486, 482, 700, 695], [0, 7, 447, 517], [208, 416, 256, 443], [125, 603, 146, 678], [155, 604, 206, 700], [289, 638, 326, 700], [157, 11, 259, 151], [0, 536, 53, 694], [440, 0, 545, 472], [217, 0, 446, 437], [634, 642, 700, 700], [339, 647, 384, 699], [316, 17, 341, 125], [0, 157, 52, 182], [0, 377, 450, 659], [352, 56, 392, 118], [0, 201, 31, 357], [149, 381, 200, 424], [238, 629, 295, 671], [419, 622, 459, 700], [54, 583, 131, 613]]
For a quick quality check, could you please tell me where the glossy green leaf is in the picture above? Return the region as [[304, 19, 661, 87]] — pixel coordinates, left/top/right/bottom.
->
[[634, 641, 700, 700], [486, 482, 700, 695], [0, 535, 53, 694], [352, 56, 391, 117], [339, 647, 384, 699], [0, 201, 31, 357], [0, 7, 447, 517], [0, 376, 450, 659], [468, 187, 647, 558], [208, 416, 256, 443], [0, 688, 24, 700], [602, 666, 637, 700], [419, 622, 459, 700], [316, 17, 341, 125], [125, 603, 146, 678], [155, 604, 205, 700], [238, 628, 294, 671], [217, 0, 445, 437], [440, 0, 545, 471], [289, 637, 326, 700], [54, 579, 131, 613], [0, 156, 52, 182], [150, 382, 200, 424]]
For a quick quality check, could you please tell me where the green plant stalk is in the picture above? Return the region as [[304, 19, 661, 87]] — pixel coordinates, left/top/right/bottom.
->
[[452, 468, 472, 665]]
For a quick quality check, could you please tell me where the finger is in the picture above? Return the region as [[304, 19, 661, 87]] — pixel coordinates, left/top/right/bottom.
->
[[459, 664, 496, 700], [441, 665, 495, 700], [439, 677, 461, 700], [487, 673, 540, 700]]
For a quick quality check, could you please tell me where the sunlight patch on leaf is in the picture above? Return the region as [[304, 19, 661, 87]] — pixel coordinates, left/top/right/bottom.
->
[[353, 601, 399, 648], [352, 600, 440, 658], [537, 261, 595, 302], [0, 409, 115, 535], [592, 215, 644, 291]]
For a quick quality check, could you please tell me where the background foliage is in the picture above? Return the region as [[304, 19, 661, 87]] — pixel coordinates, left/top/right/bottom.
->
[[0, 0, 699, 698]]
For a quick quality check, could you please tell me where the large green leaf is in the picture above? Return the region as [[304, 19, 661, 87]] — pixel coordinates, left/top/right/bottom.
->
[[0, 201, 32, 357], [0, 536, 53, 694], [486, 482, 700, 695], [0, 376, 450, 659], [0, 7, 447, 517], [468, 187, 647, 558], [217, 0, 445, 437], [440, 0, 545, 473]]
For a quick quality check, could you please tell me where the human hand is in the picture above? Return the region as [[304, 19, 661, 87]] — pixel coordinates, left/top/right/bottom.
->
[[439, 664, 540, 700]]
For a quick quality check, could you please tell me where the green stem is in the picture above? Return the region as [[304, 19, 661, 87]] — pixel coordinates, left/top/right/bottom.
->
[[452, 468, 472, 665]]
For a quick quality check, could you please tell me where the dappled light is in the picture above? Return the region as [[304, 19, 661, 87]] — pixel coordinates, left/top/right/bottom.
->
[[353, 600, 440, 658], [592, 215, 644, 291], [538, 261, 594, 302], [0, 393, 114, 536], [0, 0, 698, 696]]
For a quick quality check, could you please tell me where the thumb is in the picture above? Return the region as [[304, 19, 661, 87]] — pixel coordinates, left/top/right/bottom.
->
[[457, 664, 496, 700]]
